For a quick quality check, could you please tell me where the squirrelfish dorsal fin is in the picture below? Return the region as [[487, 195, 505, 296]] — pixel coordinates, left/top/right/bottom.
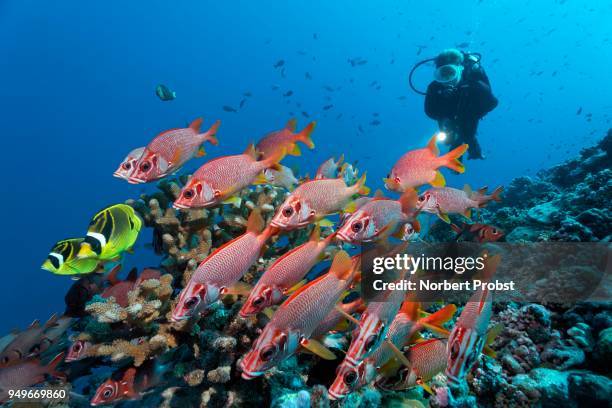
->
[[426, 135, 439, 155], [244, 143, 257, 159], [189, 117, 203, 133], [246, 209, 265, 234], [285, 118, 297, 132]]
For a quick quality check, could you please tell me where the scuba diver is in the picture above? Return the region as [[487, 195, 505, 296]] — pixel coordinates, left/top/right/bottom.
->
[[409, 49, 498, 160]]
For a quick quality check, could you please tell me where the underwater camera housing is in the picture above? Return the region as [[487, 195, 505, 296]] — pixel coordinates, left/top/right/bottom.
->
[[408, 51, 482, 95]]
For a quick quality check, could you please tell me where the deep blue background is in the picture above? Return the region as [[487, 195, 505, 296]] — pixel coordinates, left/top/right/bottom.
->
[[0, 0, 609, 333]]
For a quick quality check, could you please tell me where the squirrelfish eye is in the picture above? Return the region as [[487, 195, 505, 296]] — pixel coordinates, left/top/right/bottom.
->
[[1, 356, 8, 364], [183, 189, 195, 199], [184, 296, 199, 309], [252, 296, 264, 306], [122, 162, 131, 170], [351, 221, 363, 232], [140, 161, 151, 172], [344, 370, 358, 385], [418, 195, 425, 202], [491, 228, 498, 234], [282, 206, 294, 217], [103, 388, 113, 398], [364, 334, 378, 351], [260, 345, 276, 361], [73, 342, 83, 352]]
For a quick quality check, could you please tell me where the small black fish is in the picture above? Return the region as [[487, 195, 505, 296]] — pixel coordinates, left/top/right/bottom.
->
[[305, 72, 312, 80], [323, 104, 333, 110], [323, 85, 334, 92], [370, 120, 381, 126], [336, 113, 343, 119], [243, 92, 252, 97], [313, 33, 318, 40], [456, 42, 470, 49], [155, 84, 176, 101], [271, 84, 280, 90], [273, 59, 285, 68], [576, 107, 582, 115], [358, 125, 364, 133], [239, 99, 246, 108], [283, 90, 293, 97], [302, 111, 310, 118], [222, 105, 237, 112], [372, 112, 379, 117], [397, 96, 407, 100], [298, 50, 307, 56]]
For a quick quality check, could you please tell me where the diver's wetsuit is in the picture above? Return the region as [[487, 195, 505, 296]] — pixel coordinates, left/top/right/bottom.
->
[[424, 57, 498, 159]]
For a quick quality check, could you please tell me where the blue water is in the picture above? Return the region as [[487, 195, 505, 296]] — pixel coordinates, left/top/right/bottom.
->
[[0, 0, 609, 333]]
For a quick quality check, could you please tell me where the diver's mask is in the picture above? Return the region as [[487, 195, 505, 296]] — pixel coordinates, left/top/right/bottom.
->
[[434, 64, 464, 85]]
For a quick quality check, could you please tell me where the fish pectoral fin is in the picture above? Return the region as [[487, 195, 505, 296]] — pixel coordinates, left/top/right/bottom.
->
[[421, 323, 450, 338], [483, 345, 497, 359], [300, 338, 336, 360], [223, 282, 252, 296], [334, 304, 361, 326], [285, 280, 307, 295], [331, 319, 350, 332], [262, 307, 275, 319], [385, 339, 411, 368], [416, 378, 434, 395], [253, 172, 269, 185], [486, 323, 503, 345], [437, 209, 451, 224], [196, 145, 206, 157], [290, 144, 302, 156], [317, 218, 335, 228], [378, 358, 402, 378], [221, 196, 242, 208], [431, 170, 446, 187]]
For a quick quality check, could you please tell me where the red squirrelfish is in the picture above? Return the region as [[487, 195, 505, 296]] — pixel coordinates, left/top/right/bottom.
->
[[173, 145, 284, 209], [171, 210, 274, 321], [239, 251, 355, 379], [416, 185, 503, 223], [113, 147, 144, 181], [384, 135, 468, 191], [239, 226, 335, 317], [446, 255, 501, 386], [451, 222, 505, 243], [337, 190, 419, 243], [315, 154, 344, 179], [256, 119, 315, 159], [0, 353, 65, 403], [376, 339, 448, 391], [66, 339, 93, 362], [0, 314, 58, 367], [271, 174, 369, 230], [328, 302, 455, 399], [90, 360, 167, 406], [127, 118, 220, 184]]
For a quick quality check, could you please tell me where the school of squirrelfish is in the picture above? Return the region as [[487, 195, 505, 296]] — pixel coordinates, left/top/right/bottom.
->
[[11, 117, 511, 405]]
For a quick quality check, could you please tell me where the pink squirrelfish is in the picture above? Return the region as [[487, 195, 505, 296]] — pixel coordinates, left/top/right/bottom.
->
[[113, 147, 144, 180], [173, 145, 284, 209], [315, 154, 344, 179], [416, 185, 503, 223], [0, 314, 58, 367], [337, 190, 419, 244], [66, 339, 93, 362], [127, 118, 220, 184], [0, 353, 65, 403], [171, 210, 274, 321], [271, 174, 369, 230], [446, 255, 501, 386], [239, 251, 355, 380], [328, 302, 455, 399], [384, 135, 468, 191], [239, 226, 335, 317], [90, 360, 168, 406], [256, 119, 315, 159], [376, 339, 448, 391]]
